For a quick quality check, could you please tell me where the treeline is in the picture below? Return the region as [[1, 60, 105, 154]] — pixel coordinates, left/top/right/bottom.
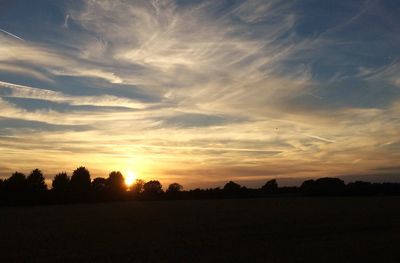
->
[[1, 167, 400, 206]]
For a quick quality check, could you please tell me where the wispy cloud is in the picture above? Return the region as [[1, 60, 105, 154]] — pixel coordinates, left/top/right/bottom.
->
[[0, 81, 147, 109]]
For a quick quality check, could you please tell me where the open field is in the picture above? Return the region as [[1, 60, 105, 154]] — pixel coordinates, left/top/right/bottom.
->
[[1, 197, 400, 262]]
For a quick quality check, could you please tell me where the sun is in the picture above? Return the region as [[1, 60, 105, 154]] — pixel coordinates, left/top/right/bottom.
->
[[125, 171, 137, 187]]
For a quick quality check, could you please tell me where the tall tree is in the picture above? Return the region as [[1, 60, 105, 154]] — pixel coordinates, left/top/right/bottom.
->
[[27, 169, 47, 192], [4, 172, 27, 203], [52, 172, 70, 192], [106, 171, 126, 194], [70, 167, 91, 197], [5, 172, 27, 193]]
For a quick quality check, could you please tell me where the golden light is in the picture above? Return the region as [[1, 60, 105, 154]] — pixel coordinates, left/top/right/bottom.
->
[[125, 171, 137, 187]]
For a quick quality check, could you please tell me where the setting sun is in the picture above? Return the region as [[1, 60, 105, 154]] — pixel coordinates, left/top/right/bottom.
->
[[125, 171, 137, 187]]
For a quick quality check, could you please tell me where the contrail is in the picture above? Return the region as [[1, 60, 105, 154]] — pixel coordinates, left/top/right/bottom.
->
[[305, 134, 335, 143], [0, 28, 24, 41]]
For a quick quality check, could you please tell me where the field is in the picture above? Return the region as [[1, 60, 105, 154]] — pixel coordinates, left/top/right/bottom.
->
[[1, 197, 400, 262]]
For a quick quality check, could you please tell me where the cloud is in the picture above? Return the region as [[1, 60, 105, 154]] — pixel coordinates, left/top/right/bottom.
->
[[0, 63, 53, 82], [160, 113, 247, 128], [0, 117, 91, 132], [0, 80, 146, 109], [63, 14, 70, 28]]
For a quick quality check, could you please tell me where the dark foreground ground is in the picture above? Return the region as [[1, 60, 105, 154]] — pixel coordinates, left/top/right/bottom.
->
[[0, 197, 399, 262]]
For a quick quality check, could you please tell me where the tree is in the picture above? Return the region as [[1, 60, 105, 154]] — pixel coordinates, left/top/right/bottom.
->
[[130, 179, 145, 195], [25, 169, 47, 203], [5, 172, 27, 193], [52, 172, 70, 192], [52, 172, 71, 203], [3, 172, 27, 203], [143, 180, 163, 195], [300, 179, 315, 194], [347, 181, 373, 195], [70, 166, 91, 196], [106, 171, 126, 194], [301, 177, 345, 195], [223, 181, 241, 193], [167, 183, 183, 193], [261, 179, 278, 193], [91, 177, 107, 192], [26, 169, 47, 192], [0, 178, 4, 202]]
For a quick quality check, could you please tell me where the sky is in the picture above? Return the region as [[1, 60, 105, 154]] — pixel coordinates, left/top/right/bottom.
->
[[0, 0, 399, 188]]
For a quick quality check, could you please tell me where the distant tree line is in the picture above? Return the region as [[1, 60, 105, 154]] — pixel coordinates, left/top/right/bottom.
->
[[1, 167, 400, 206]]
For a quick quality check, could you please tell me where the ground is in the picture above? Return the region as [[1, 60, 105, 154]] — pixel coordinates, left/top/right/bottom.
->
[[0, 197, 399, 262]]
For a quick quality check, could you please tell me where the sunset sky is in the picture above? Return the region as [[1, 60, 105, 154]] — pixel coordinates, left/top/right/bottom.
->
[[0, 0, 399, 188]]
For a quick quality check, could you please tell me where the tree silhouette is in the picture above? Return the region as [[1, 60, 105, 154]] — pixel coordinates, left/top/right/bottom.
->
[[106, 171, 126, 194], [131, 179, 145, 195], [27, 169, 47, 192], [25, 169, 47, 203], [143, 180, 163, 196], [91, 177, 107, 201], [52, 172, 71, 203], [262, 179, 278, 193], [301, 177, 345, 195], [52, 172, 70, 192], [92, 177, 107, 192], [223, 181, 241, 192], [0, 178, 3, 202], [70, 167, 91, 199], [167, 183, 183, 193], [3, 165, 400, 206], [4, 172, 27, 203], [5, 172, 26, 193], [347, 181, 373, 195]]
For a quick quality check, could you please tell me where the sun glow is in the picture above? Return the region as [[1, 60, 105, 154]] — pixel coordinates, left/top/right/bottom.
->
[[125, 171, 137, 187]]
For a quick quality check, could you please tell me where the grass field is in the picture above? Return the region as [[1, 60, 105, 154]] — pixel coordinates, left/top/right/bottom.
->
[[0, 197, 399, 262]]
